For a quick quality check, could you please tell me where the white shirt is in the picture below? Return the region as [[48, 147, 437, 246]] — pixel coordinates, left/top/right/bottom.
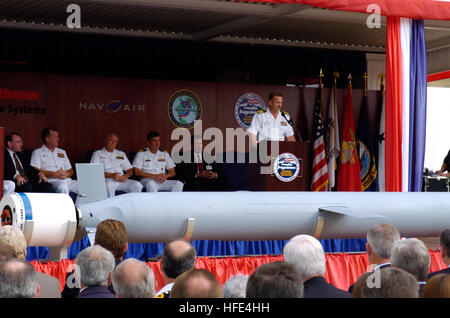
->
[[132, 148, 176, 174], [90, 148, 132, 176], [7, 148, 22, 179], [247, 109, 294, 142], [156, 283, 174, 297], [30, 145, 72, 172]]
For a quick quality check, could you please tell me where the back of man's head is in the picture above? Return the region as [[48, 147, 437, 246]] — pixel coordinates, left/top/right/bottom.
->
[[75, 245, 115, 288], [283, 234, 325, 281], [366, 222, 401, 259], [439, 229, 450, 260], [94, 219, 128, 260], [0, 241, 17, 262], [112, 258, 155, 298], [162, 239, 197, 280], [0, 259, 39, 298], [246, 261, 304, 298], [170, 268, 222, 298], [223, 274, 248, 298], [391, 238, 431, 282], [0, 226, 27, 260], [352, 267, 418, 298]]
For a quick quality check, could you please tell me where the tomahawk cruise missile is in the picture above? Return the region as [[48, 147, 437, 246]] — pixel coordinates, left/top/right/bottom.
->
[[1, 191, 450, 247]]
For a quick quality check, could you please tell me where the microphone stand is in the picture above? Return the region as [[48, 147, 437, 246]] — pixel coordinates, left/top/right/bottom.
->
[[281, 111, 302, 142]]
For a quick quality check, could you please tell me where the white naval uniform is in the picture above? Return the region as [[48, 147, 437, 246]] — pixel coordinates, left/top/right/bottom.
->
[[247, 109, 294, 142], [90, 148, 143, 197], [3, 180, 15, 195], [30, 145, 78, 195], [132, 148, 183, 192]]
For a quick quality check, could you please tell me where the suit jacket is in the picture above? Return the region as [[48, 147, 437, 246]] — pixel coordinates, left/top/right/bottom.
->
[[303, 276, 352, 298], [36, 272, 62, 298], [427, 267, 450, 280], [76, 286, 116, 298], [4, 149, 38, 183], [175, 151, 228, 191]]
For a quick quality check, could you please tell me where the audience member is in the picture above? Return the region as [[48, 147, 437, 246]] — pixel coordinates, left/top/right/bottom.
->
[[62, 219, 128, 298], [283, 234, 351, 298], [170, 268, 222, 298], [352, 267, 418, 298], [422, 274, 450, 298], [428, 229, 450, 279], [133, 131, 183, 192], [111, 258, 155, 298], [0, 225, 61, 298], [91, 132, 143, 197], [349, 222, 401, 292], [30, 127, 78, 195], [0, 241, 17, 261], [75, 245, 116, 298], [246, 261, 303, 298], [4, 132, 55, 193], [222, 274, 248, 298], [156, 239, 197, 298], [0, 259, 40, 298], [391, 238, 431, 296]]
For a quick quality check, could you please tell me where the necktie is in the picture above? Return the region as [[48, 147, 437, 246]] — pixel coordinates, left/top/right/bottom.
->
[[13, 153, 28, 181], [196, 154, 204, 173]]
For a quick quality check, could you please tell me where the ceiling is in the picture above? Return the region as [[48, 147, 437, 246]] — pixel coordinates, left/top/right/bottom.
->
[[0, 0, 449, 54]]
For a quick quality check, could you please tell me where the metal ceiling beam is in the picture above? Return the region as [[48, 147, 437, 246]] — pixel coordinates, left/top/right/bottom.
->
[[191, 4, 309, 41]]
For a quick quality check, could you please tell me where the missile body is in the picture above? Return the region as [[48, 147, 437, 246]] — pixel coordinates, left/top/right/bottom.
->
[[1, 191, 450, 247], [80, 191, 450, 242]]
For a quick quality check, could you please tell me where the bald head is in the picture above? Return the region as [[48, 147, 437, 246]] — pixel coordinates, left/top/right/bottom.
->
[[112, 258, 155, 298], [162, 239, 197, 280], [171, 269, 222, 298]]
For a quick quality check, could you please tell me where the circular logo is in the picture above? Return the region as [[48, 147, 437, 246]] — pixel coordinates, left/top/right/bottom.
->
[[273, 152, 300, 182], [234, 93, 266, 129], [168, 90, 202, 129]]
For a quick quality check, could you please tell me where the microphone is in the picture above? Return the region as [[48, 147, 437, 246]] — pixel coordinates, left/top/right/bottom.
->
[[281, 111, 302, 142]]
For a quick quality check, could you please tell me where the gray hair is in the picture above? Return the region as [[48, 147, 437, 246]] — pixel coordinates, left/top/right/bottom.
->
[[0, 259, 38, 298], [75, 245, 115, 287], [366, 222, 401, 259], [352, 267, 418, 298], [283, 234, 326, 281], [222, 274, 248, 298], [391, 238, 431, 282], [111, 258, 155, 298], [0, 226, 27, 260]]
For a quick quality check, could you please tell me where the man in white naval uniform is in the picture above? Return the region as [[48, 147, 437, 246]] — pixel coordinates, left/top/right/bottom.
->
[[133, 131, 183, 192], [91, 132, 143, 197], [247, 92, 296, 146], [3, 181, 15, 195], [30, 127, 78, 195]]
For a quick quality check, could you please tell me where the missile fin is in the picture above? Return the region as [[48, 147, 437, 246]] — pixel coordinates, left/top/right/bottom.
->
[[319, 206, 385, 219]]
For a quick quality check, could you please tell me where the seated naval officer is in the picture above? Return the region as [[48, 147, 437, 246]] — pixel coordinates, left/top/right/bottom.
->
[[132, 131, 183, 192], [247, 91, 296, 147], [91, 132, 143, 197], [30, 127, 78, 195], [4, 132, 55, 193], [175, 135, 228, 191], [436, 149, 450, 177]]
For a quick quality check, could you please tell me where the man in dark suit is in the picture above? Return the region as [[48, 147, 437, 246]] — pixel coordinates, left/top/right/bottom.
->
[[75, 245, 116, 298], [175, 135, 228, 191], [283, 234, 351, 298], [348, 222, 400, 293], [4, 132, 54, 193], [428, 229, 450, 280]]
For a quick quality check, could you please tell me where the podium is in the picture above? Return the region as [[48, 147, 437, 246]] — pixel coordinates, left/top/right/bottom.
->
[[248, 141, 310, 191]]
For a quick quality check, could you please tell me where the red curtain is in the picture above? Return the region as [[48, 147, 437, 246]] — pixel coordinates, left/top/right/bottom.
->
[[31, 250, 447, 293]]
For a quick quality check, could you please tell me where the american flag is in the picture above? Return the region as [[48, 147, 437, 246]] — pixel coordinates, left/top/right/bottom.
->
[[311, 90, 329, 191]]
